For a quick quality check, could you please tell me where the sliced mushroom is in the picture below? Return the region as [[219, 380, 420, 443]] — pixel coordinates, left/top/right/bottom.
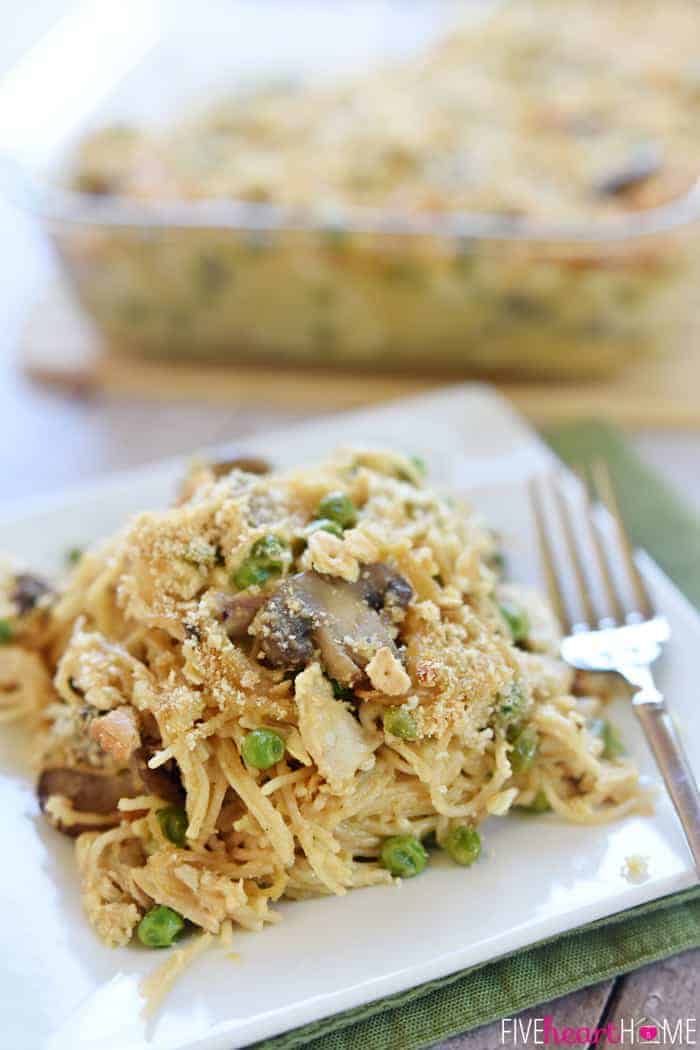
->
[[211, 590, 267, 639], [12, 573, 52, 615], [131, 748, 186, 807], [253, 566, 412, 686], [253, 581, 316, 668], [38, 745, 184, 837], [211, 455, 270, 477], [37, 766, 142, 836], [358, 564, 413, 616], [315, 623, 362, 685], [309, 575, 397, 684]]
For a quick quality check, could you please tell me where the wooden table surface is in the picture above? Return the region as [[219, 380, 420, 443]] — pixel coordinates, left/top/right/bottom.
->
[[0, 5, 697, 1047]]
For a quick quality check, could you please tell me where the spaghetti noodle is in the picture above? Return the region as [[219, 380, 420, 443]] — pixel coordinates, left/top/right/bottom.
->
[[0, 449, 648, 955]]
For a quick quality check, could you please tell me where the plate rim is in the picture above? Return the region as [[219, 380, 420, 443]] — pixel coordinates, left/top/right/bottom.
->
[[1, 383, 697, 1050]]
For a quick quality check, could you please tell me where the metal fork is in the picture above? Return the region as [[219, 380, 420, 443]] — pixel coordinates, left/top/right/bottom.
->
[[530, 464, 700, 872]]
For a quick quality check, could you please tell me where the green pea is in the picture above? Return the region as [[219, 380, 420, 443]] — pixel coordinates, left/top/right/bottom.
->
[[380, 834, 428, 878], [509, 725, 539, 774], [590, 718, 625, 760], [305, 518, 344, 539], [232, 534, 289, 589], [500, 601, 530, 645], [232, 561, 273, 589], [495, 680, 528, 728], [330, 678, 356, 702], [157, 805, 188, 847], [0, 619, 12, 644], [383, 706, 419, 741], [241, 728, 286, 770], [317, 492, 358, 529], [410, 455, 427, 476], [520, 789, 551, 814], [137, 905, 185, 948], [66, 547, 83, 566], [445, 826, 481, 866], [251, 535, 288, 568]]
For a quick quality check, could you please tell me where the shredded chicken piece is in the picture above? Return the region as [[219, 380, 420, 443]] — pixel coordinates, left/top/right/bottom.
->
[[366, 646, 411, 696], [306, 531, 359, 582], [89, 706, 141, 763], [294, 664, 375, 792]]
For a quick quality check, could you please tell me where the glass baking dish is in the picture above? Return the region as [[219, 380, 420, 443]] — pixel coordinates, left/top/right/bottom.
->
[[2, 0, 699, 378]]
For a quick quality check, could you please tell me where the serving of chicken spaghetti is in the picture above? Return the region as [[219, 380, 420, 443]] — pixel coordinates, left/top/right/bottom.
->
[[0, 450, 648, 959]]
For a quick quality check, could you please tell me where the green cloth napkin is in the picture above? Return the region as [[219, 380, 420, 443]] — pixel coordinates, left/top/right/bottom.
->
[[252, 422, 700, 1050]]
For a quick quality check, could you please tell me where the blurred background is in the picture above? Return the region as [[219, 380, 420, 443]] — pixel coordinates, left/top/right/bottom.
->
[[0, 0, 699, 506]]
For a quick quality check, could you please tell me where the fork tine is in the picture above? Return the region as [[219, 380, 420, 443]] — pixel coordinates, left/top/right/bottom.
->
[[529, 478, 571, 633], [553, 478, 596, 628], [574, 465, 625, 626], [591, 461, 654, 621]]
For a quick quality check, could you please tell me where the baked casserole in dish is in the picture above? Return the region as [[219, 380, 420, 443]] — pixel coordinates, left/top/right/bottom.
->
[[14, 0, 700, 375]]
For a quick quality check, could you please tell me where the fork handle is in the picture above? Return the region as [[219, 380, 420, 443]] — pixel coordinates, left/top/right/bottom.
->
[[634, 699, 700, 872]]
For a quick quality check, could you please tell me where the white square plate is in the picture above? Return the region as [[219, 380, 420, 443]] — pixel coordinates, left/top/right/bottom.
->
[[1, 385, 697, 1050]]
